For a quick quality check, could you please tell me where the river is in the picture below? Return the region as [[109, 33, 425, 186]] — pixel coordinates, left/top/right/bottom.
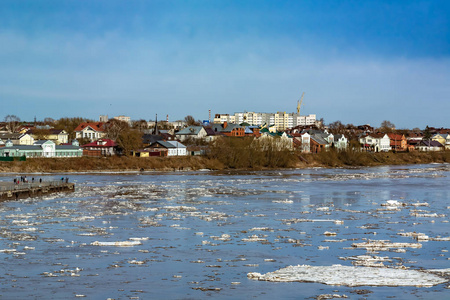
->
[[0, 164, 449, 299]]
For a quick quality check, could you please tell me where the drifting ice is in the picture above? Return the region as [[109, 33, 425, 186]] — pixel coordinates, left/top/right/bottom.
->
[[247, 264, 448, 287]]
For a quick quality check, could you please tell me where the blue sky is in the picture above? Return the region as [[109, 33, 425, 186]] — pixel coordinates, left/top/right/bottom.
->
[[1, 0, 449, 129]]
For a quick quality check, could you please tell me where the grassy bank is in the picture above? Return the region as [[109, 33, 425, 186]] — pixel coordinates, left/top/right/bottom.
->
[[308, 150, 450, 168], [0, 151, 449, 173], [0, 156, 224, 173]]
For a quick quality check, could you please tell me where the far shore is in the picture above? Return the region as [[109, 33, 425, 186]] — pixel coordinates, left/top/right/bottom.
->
[[0, 151, 449, 174]]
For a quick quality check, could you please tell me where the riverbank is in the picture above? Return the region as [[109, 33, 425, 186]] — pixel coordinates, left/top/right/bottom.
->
[[0, 151, 449, 173]]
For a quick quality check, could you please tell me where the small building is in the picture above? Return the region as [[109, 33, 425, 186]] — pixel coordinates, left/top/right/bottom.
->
[[333, 134, 348, 151], [211, 122, 245, 137], [416, 140, 444, 152], [0, 140, 82, 158], [145, 141, 187, 156], [387, 133, 407, 152], [360, 133, 391, 152], [310, 135, 329, 153], [432, 133, 450, 150], [74, 122, 106, 141], [175, 126, 207, 142], [27, 129, 69, 145], [0, 132, 35, 145], [82, 139, 118, 156]]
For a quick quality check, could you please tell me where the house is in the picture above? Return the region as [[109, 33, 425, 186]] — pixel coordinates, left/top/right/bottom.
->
[[145, 141, 187, 156], [0, 139, 82, 158], [0, 132, 35, 145], [74, 122, 106, 141], [27, 129, 69, 145], [360, 133, 391, 152], [387, 133, 407, 152], [333, 134, 348, 151], [244, 126, 261, 137], [204, 127, 221, 142], [297, 132, 311, 153], [82, 139, 118, 156], [310, 134, 329, 153], [432, 133, 450, 150], [211, 122, 245, 137], [175, 126, 207, 142], [416, 140, 444, 152]]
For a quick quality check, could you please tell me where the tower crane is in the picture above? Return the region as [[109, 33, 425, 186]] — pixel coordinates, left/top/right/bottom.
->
[[297, 92, 305, 115]]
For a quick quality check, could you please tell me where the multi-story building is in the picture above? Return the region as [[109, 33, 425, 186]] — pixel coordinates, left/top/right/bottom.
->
[[214, 111, 316, 131], [213, 114, 236, 124], [113, 115, 131, 125]]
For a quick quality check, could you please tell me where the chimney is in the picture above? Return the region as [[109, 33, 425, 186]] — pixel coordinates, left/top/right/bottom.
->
[[223, 121, 228, 129]]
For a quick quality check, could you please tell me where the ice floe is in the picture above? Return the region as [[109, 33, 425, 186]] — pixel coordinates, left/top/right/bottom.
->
[[247, 264, 448, 287], [352, 240, 422, 251], [90, 240, 142, 247]]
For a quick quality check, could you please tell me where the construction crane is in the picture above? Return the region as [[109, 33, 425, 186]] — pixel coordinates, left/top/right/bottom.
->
[[297, 92, 305, 115]]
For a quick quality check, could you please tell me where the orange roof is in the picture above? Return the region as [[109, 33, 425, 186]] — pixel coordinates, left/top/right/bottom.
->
[[74, 122, 105, 132]]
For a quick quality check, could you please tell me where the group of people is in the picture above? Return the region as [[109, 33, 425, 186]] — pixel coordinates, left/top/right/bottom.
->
[[14, 176, 43, 184], [13, 176, 69, 184]]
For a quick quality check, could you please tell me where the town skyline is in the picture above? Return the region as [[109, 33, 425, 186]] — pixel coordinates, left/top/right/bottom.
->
[[1, 1, 449, 128]]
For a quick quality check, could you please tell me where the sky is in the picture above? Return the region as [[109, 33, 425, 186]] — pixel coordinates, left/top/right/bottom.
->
[[1, 0, 449, 129]]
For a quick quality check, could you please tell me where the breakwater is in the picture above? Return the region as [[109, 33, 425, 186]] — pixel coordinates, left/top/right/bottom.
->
[[0, 181, 75, 201]]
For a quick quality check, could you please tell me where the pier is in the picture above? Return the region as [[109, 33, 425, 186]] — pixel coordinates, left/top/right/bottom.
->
[[0, 181, 75, 201]]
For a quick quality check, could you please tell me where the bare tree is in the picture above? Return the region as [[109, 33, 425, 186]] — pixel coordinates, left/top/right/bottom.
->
[[132, 119, 148, 132], [184, 115, 200, 126], [4, 115, 21, 133], [328, 121, 345, 134], [105, 119, 129, 141], [44, 117, 55, 125], [379, 120, 395, 133]]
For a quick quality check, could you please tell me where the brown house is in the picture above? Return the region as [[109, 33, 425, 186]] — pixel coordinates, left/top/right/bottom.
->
[[387, 133, 407, 151], [211, 122, 245, 137]]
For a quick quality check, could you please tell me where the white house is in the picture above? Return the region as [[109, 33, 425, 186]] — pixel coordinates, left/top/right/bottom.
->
[[146, 141, 187, 156], [175, 126, 207, 142], [360, 133, 391, 152], [333, 134, 348, 151], [166, 141, 187, 156], [74, 122, 106, 141], [298, 132, 311, 153]]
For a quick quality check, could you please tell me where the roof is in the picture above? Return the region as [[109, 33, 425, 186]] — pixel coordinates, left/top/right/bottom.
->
[[82, 139, 117, 148], [176, 126, 204, 135], [334, 134, 345, 141], [204, 127, 216, 136], [310, 135, 329, 145], [166, 141, 186, 148], [56, 145, 82, 150], [419, 140, 444, 147], [432, 133, 450, 139], [244, 127, 254, 134], [0, 133, 22, 139], [74, 122, 105, 132], [387, 133, 404, 140], [370, 133, 388, 139], [0, 145, 43, 151], [151, 141, 176, 148], [211, 123, 243, 133], [27, 128, 67, 135], [142, 134, 163, 144], [34, 140, 54, 145]]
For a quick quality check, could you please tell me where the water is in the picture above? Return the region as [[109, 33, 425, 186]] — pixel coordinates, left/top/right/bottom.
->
[[0, 164, 449, 299]]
